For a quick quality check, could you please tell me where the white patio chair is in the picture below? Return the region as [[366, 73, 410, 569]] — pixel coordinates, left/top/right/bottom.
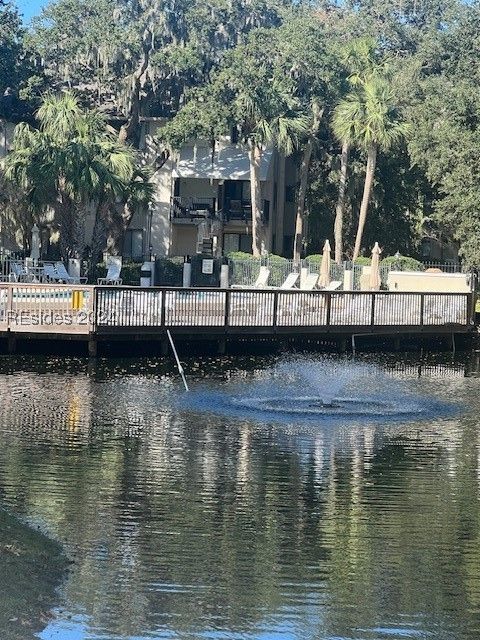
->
[[55, 262, 87, 284], [323, 280, 342, 291], [98, 257, 123, 286], [43, 264, 62, 283], [232, 266, 270, 289], [10, 261, 29, 282], [267, 272, 299, 290], [300, 273, 319, 290]]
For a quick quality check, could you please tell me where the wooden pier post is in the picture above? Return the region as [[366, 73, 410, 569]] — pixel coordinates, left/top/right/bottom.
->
[[218, 338, 227, 355], [7, 333, 16, 355], [161, 338, 169, 356], [88, 338, 97, 358]]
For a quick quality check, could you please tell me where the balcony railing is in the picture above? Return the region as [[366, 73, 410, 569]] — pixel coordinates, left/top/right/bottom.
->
[[222, 199, 252, 223], [170, 196, 217, 221]]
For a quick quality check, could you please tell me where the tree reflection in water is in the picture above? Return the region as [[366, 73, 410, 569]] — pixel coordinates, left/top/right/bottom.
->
[[0, 353, 478, 640]]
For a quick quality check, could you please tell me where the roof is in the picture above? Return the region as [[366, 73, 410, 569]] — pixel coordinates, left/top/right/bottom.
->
[[172, 144, 274, 181]]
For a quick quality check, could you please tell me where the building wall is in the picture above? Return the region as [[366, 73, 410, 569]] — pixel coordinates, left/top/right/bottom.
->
[[177, 178, 218, 200], [141, 122, 173, 257], [0, 121, 14, 160], [134, 125, 299, 259], [171, 225, 198, 256]]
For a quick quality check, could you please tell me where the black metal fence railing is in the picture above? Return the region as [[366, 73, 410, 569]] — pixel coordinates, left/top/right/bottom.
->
[[170, 197, 217, 220], [94, 288, 475, 332]]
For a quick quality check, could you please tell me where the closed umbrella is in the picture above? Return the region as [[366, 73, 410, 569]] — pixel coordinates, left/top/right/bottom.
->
[[319, 239, 331, 288], [369, 242, 382, 290], [30, 224, 40, 262]]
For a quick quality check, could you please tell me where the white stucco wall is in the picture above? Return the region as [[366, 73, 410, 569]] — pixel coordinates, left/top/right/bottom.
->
[[140, 123, 173, 257], [0, 120, 15, 161]]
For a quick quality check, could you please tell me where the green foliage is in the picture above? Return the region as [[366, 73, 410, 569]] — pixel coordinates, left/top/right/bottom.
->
[[5, 92, 151, 259], [29, 0, 292, 141], [0, 2, 44, 115], [3, 0, 480, 264], [155, 257, 183, 286], [353, 256, 372, 266], [305, 254, 323, 264], [380, 255, 424, 271], [93, 261, 141, 285], [226, 251, 257, 260]]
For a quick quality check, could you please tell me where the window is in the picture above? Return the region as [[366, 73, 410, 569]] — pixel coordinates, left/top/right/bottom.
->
[[239, 234, 251, 252], [123, 229, 144, 261], [223, 233, 251, 254], [223, 233, 240, 254], [285, 185, 296, 203], [262, 200, 270, 224]]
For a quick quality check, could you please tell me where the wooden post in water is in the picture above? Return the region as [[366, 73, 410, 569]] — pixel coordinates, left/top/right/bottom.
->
[[88, 337, 97, 357], [7, 332, 16, 354]]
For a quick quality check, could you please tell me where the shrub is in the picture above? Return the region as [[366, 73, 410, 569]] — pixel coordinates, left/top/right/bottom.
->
[[225, 251, 256, 260], [381, 255, 424, 271], [353, 256, 372, 266], [91, 261, 142, 285], [305, 254, 323, 264], [155, 257, 184, 286], [228, 252, 289, 287]]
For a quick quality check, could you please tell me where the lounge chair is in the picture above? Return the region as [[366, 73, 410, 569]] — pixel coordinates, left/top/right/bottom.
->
[[273, 272, 299, 290], [98, 257, 123, 285], [232, 266, 270, 289], [323, 280, 342, 291], [55, 262, 87, 284], [43, 264, 62, 283], [300, 273, 319, 290], [10, 261, 29, 282]]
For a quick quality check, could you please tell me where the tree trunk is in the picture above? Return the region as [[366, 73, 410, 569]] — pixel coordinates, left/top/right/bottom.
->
[[334, 140, 349, 264], [72, 201, 88, 260], [106, 201, 135, 255], [352, 144, 377, 262], [90, 200, 110, 267], [55, 190, 75, 261], [248, 143, 263, 257], [118, 49, 150, 145], [293, 105, 324, 265]]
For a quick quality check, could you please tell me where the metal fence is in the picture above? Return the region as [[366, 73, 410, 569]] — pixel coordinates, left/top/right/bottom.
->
[[0, 283, 473, 335], [229, 257, 472, 290], [94, 287, 473, 331], [0, 282, 93, 334]]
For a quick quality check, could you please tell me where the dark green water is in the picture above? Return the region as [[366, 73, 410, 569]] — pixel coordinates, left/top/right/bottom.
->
[[0, 352, 480, 640]]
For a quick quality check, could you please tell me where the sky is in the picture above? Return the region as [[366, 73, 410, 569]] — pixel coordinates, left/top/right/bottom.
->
[[16, 0, 46, 23]]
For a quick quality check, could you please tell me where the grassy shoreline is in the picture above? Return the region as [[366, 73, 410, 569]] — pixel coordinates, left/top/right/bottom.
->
[[0, 508, 68, 638]]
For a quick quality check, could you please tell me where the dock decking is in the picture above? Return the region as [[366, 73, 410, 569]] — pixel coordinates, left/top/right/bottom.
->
[[0, 283, 475, 351]]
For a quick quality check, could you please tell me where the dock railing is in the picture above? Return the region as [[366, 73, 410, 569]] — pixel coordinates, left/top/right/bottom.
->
[[0, 283, 475, 336], [93, 287, 475, 333], [0, 283, 94, 334]]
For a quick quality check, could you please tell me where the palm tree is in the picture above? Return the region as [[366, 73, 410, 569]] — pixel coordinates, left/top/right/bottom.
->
[[331, 38, 379, 264], [5, 92, 146, 260], [332, 140, 349, 264], [333, 75, 408, 261], [234, 79, 309, 257]]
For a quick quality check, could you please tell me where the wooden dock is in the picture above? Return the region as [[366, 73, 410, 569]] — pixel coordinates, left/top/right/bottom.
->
[[0, 283, 476, 355]]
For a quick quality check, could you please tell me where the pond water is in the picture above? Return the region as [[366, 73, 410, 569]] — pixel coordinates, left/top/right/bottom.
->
[[0, 351, 480, 640]]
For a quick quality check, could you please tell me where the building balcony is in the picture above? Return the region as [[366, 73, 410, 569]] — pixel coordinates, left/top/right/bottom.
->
[[170, 197, 217, 223], [222, 199, 252, 223]]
